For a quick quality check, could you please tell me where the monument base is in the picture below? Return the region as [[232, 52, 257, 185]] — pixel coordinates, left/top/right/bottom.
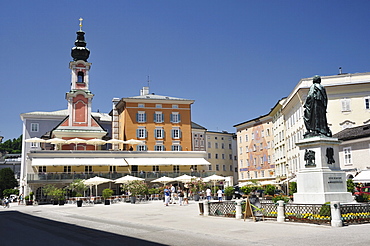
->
[[293, 136, 353, 204]]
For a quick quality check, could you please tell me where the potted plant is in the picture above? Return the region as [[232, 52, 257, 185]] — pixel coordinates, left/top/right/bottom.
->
[[25, 192, 34, 205], [224, 186, 234, 200], [66, 179, 88, 207], [121, 180, 148, 204], [56, 188, 66, 205], [102, 188, 114, 205], [43, 185, 65, 205], [187, 178, 206, 201]]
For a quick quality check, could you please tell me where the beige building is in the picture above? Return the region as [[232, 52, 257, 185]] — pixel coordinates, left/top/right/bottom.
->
[[234, 115, 275, 182]]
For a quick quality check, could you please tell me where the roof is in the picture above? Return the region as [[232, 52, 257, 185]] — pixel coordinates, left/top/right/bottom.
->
[[191, 122, 207, 130], [333, 124, 370, 141], [125, 94, 192, 101], [21, 109, 111, 122]]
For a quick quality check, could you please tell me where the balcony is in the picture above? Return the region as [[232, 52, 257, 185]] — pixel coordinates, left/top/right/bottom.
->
[[27, 171, 216, 183]]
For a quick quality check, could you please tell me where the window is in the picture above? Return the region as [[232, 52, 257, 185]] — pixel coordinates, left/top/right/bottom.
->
[[136, 128, 147, 139], [365, 97, 370, 109], [251, 133, 254, 140], [222, 154, 225, 159], [31, 123, 39, 132], [260, 157, 264, 166], [153, 166, 159, 172], [268, 155, 271, 164], [343, 147, 352, 165], [215, 153, 219, 159], [261, 170, 265, 177], [239, 136, 242, 143], [138, 104, 144, 108], [246, 159, 249, 166], [261, 130, 264, 138], [171, 128, 181, 139], [260, 143, 263, 150], [38, 166, 46, 173], [223, 165, 226, 171], [173, 165, 180, 173], [172, 104, 178, 108], [64, 166, 71, 173], [216, 165, 219, 171], [230, 165, 233, 171], [171, 145, 182, 151], [208, 153, 211, 159], [137, 145, 147, 151], [154, 112, 164, 123], [208, 165, 212, 171], [254, 171, 258, 178], [110, 166, 116, 172], [154, 145, 164, 151], [221, 143, 225, 149], [77, 71, 84, 83], [215, 143, 218, 149], [194, 139, 199, 147], [156, 104, 162, 108], [136, 112, 146, 123], [154, 128, 164, 139], [208, 142, 211, 148], [30, 142, 38, 148], [245, 135, 248, 142], [240, 160, 243, 167], [341, 98, 351, 112], [85, 166, 93, 173], [229, 154, 232, 160], [229, 144, 232, 149], [170, 113, 181, 123]]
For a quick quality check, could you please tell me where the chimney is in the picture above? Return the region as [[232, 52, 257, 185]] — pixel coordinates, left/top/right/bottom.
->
[[140, 86, 150, 96]]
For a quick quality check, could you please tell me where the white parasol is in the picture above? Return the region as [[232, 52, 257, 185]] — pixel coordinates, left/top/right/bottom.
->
[[66, 138, 87, 149], [151, 176, 175, 185], [114, 175, 144, 184], [84, 176, 113, 197], [25, 137, 46, 143], [86, 139, 107, 150], [174, 174, 196, 183], [45, 138, 66, 150], [125, 139, 144, 145], [203, 174, 226, 190]]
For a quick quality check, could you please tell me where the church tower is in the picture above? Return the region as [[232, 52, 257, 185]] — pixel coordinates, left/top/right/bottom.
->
[[52, 19, 107, 147]]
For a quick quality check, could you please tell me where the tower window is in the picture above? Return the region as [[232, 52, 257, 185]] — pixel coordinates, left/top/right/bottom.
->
[[77, 71, 84, 83]]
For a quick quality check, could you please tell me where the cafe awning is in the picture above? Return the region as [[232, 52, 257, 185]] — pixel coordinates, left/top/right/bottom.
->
[[31, 158, 127, 166], [124, 157, 210, 166], [353, 170, 370, 183]]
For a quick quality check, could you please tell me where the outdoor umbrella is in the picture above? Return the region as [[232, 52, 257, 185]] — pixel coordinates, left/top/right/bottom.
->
[[66, 138, 87, 149], [84, 176, 113, 196], [106, 139, 126, 149], [125, 139, 144, 145], [260, 180, 277, 186], [203, 174, 226, 190], [114, 175, 144, 184], [174, 174, 195, 183], [151, 176, 175, 185], [86, 139, 107, 150], [45, 138, 66, 150], [25, 137, 46, 143]]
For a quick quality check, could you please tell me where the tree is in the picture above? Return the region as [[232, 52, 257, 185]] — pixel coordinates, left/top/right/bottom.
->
[[0, 168, 18, 198], [0, 135, 22, 154]]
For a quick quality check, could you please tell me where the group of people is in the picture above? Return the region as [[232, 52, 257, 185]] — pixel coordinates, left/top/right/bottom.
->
[[206, 187, 223, 202], [163, 184, 189, 206]]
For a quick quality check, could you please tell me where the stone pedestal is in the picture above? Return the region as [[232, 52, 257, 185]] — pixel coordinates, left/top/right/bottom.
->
[[293, 136, 353, 204]]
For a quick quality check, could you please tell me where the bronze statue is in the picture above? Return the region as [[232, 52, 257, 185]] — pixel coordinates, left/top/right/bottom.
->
[[304, 149, 316, 167], [303, 75, 332, 138]]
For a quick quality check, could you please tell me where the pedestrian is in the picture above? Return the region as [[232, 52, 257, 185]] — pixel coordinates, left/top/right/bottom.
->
[[206, 187, 212, 200], [178, 189, 184, 206], [217, 188, 223, 202], [18, 193, 23, 205], [3, 197, 10, 208], [183, 189, 189, 205], [170, 184, 176, 204], [164, 186, 170, 206]]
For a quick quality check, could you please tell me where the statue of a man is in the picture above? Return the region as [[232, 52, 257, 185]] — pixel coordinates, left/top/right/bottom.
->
[[303, 75, 332, 138]]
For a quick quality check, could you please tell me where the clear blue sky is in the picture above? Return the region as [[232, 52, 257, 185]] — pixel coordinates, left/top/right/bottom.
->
[[1, 0, 370, 141]]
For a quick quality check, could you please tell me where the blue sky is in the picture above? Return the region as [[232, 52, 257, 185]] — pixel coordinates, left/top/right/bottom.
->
[[1, 0, 370, 141]]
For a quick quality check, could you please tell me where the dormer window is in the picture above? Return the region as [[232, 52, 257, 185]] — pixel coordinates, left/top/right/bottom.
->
[[77, 71, 84, 83]]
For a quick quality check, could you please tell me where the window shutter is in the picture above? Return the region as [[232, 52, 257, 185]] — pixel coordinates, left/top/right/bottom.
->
[[179, 145, 182, 151], [161, 129, 164, 139], [144, 113, 146, 122], [178, 113, 181, 123], [145, 129, 148, 138], [170, 114, 173, 123], [179, 129, 182, 139], [136, 129, 139, 138], [154, 129, 157, 139], [161, 113, 164, 123], [136, 113, 139, 122], [171, 129, 174, 138]]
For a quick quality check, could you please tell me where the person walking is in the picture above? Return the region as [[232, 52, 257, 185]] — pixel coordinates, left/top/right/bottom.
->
[[217, 188, 223, 202], [183, 189, 189, 205], [18, 194, 24, 205], [178, 189, 184, 206], [206, 187, 212, 200], [170, 184, 176, 204], [164, 186, 170, 206]]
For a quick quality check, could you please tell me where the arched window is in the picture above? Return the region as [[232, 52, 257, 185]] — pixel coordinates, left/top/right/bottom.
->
[[77, 71, 84, 83]]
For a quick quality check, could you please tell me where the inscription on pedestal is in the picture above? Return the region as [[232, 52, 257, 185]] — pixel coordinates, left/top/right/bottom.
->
[[328, 177, 343, 184]]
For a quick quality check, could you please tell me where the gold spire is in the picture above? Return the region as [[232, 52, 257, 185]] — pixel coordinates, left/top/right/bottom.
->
[[79, 17, 83, 31]]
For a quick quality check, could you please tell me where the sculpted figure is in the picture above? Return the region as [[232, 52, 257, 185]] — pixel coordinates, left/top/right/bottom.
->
[[303, 75, 332, 138]]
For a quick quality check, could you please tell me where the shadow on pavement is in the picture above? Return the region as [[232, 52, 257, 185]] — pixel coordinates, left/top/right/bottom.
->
[[0, 211, 166, 246]]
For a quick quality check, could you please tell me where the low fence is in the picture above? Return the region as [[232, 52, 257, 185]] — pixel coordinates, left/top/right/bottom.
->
[[206, 199, 370, 226]]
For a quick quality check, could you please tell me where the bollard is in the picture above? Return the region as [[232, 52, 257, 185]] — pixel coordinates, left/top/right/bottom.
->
[[330, 201, 343, 227], [204, 200, 209, 216], [235, 200, 242, 219], [277, 200, 285, 223]]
